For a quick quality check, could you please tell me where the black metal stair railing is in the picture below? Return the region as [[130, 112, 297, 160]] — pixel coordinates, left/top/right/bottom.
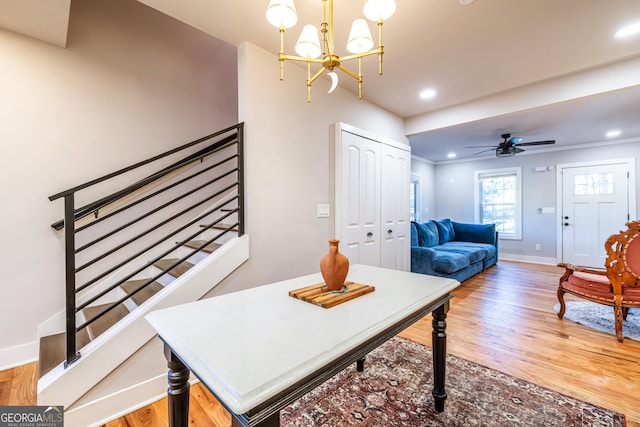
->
[[48, 123, 245, 368]]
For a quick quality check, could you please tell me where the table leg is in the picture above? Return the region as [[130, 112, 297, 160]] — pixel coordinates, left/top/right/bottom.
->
[[431, 300, 449, 412], [164, 343, 190, 427], [356, 356, 366, 372]]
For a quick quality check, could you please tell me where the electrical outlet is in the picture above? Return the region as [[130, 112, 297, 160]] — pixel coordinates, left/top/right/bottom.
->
[[535, 244, 541, 251]]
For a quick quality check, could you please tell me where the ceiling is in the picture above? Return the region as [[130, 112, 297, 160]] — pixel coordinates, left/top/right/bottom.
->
[[3, 0, 640, 162]]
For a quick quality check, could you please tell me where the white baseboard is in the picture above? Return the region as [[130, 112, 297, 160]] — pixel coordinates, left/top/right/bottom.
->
[[0, 340, 38, 371], [499, 254, 557, 266]]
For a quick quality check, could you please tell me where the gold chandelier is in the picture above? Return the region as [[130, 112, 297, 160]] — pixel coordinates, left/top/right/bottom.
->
[[266, 0, 397, 102]]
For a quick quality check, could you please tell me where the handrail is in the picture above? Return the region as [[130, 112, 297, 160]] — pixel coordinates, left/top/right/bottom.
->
[[49, 123, 241, 200], [50, 131, 239, 230], [49, 123, 245, 367]]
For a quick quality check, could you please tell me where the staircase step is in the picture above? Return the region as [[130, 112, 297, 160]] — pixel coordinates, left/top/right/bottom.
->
[[120, 280, 164, 306], [153, 258, 195, 278], [200, 223, 239, 232], [183, 240, 222, 254], [82, 303, 130, 341], [38, 330, 91, 379]]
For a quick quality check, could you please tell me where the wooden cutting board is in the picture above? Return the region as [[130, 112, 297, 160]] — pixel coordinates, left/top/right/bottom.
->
[[289, 281, 375, 308]]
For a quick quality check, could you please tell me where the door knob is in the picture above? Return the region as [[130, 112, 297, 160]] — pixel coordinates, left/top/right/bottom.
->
[[387, 229, 392, 234], [564, 216, 569, 220], [367, 232, 373, 237], [564, 222, 570, 226]]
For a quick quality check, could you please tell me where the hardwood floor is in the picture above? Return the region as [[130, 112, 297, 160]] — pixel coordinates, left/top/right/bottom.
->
[[2, 261, 639, 426]]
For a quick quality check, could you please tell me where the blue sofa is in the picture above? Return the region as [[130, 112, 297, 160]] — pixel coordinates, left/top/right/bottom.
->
[[411, 218, 498, 282]]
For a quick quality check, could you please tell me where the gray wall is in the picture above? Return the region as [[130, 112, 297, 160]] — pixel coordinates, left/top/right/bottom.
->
[[0, 0, 238, 367], [208, 41, 408, 297], [412, 141, 640, 262], [411, 157, 435, 222]]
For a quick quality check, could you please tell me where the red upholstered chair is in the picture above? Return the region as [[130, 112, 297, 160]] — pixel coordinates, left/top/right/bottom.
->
[[557, 220, 640, 342]]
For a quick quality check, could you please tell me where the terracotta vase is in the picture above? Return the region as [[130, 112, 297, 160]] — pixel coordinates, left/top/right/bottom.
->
[[320, 239, 349, 291]]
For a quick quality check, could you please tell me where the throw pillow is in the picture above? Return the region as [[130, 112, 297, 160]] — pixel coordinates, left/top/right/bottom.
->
[[436, 218, 455, 244], [414, 221, 439, 247], [452, 222, 496, 244], [410, 222, 419, 247]]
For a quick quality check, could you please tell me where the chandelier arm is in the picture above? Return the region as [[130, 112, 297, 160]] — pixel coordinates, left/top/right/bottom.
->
[[279, 26, 285, 81], [327, 0, 335, 56], [339, 50, 379, 62], [306, 61, 312, 103], [377, 20, 384, 75], [308, 66, 328, 86], [306, 66, 326, 103], [337, 65, 361, 82], [358, 57, 363, 99], [280, 54, 324, 64]]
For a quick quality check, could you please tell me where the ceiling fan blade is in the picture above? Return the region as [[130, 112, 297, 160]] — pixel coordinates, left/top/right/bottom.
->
[[472, 148, 496, 155], [514, 140, 555, 146], [466, 145, 499, 148], [514, 147, 525, 153]]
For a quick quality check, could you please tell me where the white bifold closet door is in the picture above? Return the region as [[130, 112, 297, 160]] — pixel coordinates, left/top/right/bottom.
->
[[331, 123, 410, 271]]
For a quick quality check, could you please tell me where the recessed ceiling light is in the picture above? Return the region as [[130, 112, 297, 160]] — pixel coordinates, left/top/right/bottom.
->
[[420, 88, 437, 100], [447, 152, 457, 159], [615, 22, 640, 39], [459, 0, 474, 4], [606, 129, 622, 138]]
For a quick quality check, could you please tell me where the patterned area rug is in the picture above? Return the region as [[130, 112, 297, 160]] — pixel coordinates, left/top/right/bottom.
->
[[280, 337, 625, 426], [555, 301, 640, 340]]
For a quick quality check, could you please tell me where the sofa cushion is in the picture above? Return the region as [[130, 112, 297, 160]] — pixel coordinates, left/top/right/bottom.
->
[[438, 242, 489, 265], [410, 222, 419, 247], [436, 218, 455, 244], [433, 250, 470, 274], [443, 241, 497, 258], [452, 221, 496, 245], [415, 221, 439, 247]]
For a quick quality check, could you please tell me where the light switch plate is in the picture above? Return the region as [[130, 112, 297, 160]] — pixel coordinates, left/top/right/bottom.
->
[[317, 204, 330, 218]]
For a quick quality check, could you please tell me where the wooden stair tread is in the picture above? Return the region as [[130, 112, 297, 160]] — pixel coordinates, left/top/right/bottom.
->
[[120, 280, 164, 306], [154, 258, 194, 277], [183, 240, 222, 254], [82, 303, 130, 341], [38, 330, 91, 379], [200, 223, 239, 232]]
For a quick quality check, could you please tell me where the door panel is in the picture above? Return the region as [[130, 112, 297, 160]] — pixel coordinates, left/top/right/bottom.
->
[[380, 144, 410, 271], [340, 131, 380, 267], [561, 163, 629, 268]]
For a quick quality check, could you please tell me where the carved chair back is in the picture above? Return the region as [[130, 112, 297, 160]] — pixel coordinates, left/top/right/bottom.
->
[[605, 220, 640, 296]]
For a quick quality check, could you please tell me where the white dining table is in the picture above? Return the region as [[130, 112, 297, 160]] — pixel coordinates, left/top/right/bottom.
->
[[145, 264, 460, 426]]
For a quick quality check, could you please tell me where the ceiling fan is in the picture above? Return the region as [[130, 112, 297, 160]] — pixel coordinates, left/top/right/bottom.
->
[[468, 133, 556, 157]]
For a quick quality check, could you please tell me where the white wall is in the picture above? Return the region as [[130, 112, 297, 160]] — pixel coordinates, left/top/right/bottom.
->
[[208, 41, 407, 296], [0, 0, 238, 368]]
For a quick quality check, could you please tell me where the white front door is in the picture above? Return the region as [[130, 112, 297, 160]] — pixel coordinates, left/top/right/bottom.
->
[[380, 142, 411, 271], [339, 130, 381, 266], [561, 162, 631, 268]]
